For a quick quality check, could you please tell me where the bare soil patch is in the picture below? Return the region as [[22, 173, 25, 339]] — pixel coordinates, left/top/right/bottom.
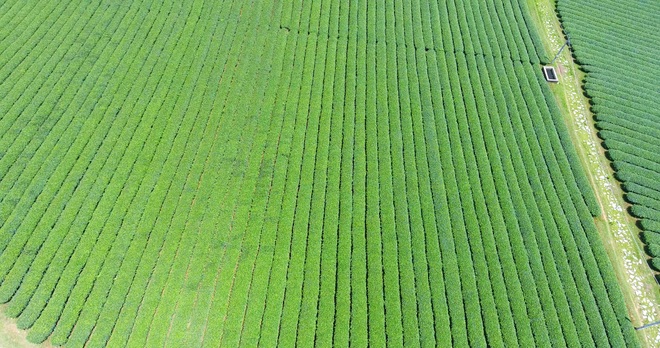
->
[[0, 306, 51, 348]]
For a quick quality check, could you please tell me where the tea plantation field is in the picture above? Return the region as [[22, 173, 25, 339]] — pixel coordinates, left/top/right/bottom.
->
[[557, 0, 660, 275], [0, 0, 639, 346]]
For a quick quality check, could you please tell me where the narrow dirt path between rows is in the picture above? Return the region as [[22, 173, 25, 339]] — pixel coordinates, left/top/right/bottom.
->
[[526, 0, 660, 346]]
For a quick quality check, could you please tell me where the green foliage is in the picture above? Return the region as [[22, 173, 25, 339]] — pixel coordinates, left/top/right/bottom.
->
[[650, 258, 660, 272], [642, 232, 660, 245], [647, 244, 660, 258], [558, 0, 660, 285], [0, 0, 639, 347]]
